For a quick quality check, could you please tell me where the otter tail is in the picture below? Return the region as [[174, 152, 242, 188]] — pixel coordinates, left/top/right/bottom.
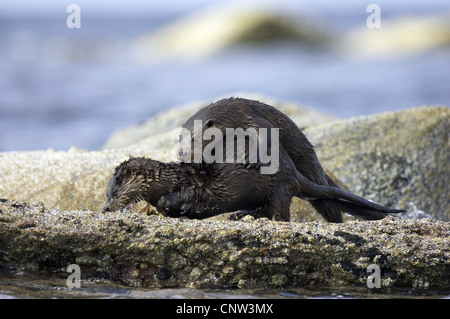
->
[[310, 198, 403, 223], [295, 171, 406, 223]]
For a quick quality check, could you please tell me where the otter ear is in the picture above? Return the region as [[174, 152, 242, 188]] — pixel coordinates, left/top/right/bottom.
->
[[131, 169, 140, 175], [205, 119, 214, 128], [120, 166, 139, 178]]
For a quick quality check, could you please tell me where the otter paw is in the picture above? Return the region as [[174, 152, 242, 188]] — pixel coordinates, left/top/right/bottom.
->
[[157, 195, 192, 217], [157, 195, 174, 209], [228, 210, 259, 220]]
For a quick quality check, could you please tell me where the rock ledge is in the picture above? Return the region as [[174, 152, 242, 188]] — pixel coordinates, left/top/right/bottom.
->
[[1, 200, 448, 289]]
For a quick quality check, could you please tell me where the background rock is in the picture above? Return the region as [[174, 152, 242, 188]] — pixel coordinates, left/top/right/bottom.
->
[[0, 148, 124, 211], [342, 12, 450, 58], [130, 3, 331, 64], [102, 93, 339, 150], [305, 106, 449, 221]]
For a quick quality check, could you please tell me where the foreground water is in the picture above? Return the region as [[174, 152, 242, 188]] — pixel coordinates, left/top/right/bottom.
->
[[0, 271, 448, 299]]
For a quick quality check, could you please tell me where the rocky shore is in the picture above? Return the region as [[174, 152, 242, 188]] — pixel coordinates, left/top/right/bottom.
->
[[0, 96, 448, 289], [0, 199, 448, 289]]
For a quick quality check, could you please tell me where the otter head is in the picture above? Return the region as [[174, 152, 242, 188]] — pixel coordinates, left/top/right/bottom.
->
[[179, 117, 260, 165], [103, 157, 158, 212], [178, 118, 226, 164]]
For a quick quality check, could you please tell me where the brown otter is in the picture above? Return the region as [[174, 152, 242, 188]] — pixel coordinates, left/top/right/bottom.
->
[[178, 97, 405, 222], [103, 155, 404, 222], [104, 153, 293, 220]]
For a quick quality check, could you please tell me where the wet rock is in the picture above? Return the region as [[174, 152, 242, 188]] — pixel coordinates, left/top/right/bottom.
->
[[305, 106, 449, 221], [0, 200, 448, 289]]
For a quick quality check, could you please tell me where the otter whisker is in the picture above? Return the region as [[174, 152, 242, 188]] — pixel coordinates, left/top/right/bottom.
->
[[135, 195, 145, 203]]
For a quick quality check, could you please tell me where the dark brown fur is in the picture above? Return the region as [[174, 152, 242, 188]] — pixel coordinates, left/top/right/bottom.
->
[[179, 97, 405, 222], [103, 152, 298, 221]]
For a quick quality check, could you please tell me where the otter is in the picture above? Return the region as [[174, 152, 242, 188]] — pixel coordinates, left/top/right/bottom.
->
[[178, 97, 405, 222], [103, 155, 404, 222], [104, 153, 293, 220]]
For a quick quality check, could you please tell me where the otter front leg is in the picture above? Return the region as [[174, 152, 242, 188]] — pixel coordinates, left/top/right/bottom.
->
[[157, 194, 193, 217]]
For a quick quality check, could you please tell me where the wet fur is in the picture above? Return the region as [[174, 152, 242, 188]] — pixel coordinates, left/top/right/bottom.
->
[[104, 154, 298, 221]]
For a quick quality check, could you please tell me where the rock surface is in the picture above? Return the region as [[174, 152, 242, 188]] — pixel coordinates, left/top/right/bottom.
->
[[0, 200, 448, 289]]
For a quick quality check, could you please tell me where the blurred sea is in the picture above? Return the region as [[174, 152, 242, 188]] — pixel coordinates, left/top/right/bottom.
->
[[0, 0, 449, 152]]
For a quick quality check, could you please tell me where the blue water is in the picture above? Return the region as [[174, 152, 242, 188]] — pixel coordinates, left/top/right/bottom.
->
[[0, 1, 449, 152], [1, 270, 449, 299]]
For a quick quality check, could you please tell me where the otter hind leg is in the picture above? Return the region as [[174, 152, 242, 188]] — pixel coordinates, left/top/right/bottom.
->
[[260, 192, 291, 222], [229, 192, 291, 222], [309, 199, 343, 223]]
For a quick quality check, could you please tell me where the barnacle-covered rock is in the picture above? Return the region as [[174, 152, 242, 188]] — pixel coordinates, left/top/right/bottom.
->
[[0, 200, 448, 289]]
